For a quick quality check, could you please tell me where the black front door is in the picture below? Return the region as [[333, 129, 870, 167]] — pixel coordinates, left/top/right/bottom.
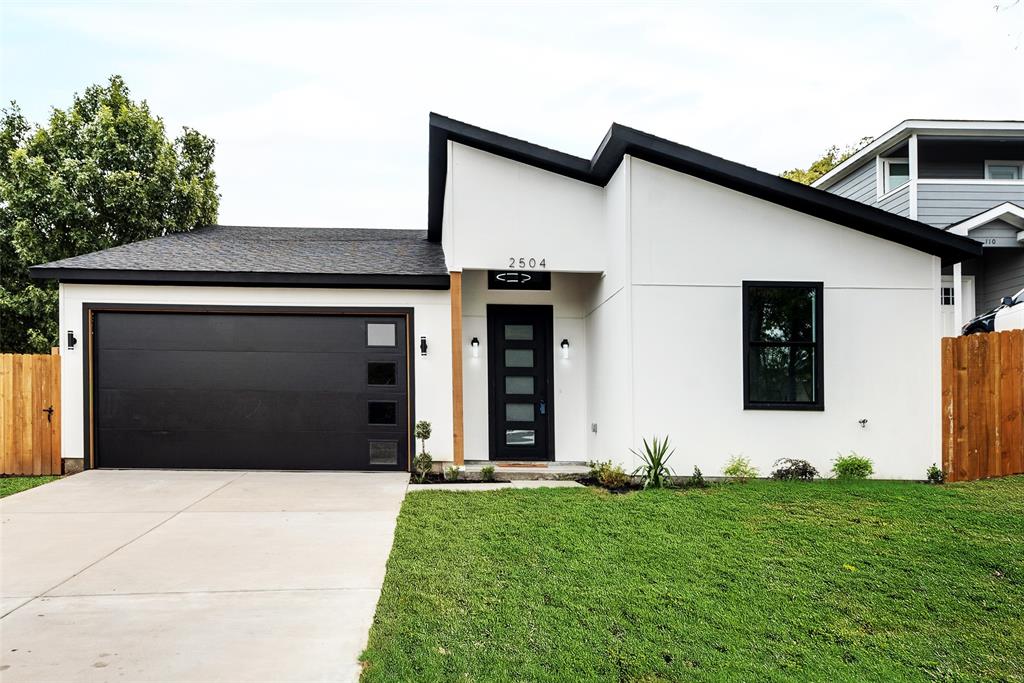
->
[[486, 305, 554, 460]]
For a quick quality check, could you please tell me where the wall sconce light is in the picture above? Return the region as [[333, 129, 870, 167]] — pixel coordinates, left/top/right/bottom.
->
[[67, 330, 77, 350], [560, 338, 570, 359], [470, 337, 480, 358], [420, 336, 428, 356]]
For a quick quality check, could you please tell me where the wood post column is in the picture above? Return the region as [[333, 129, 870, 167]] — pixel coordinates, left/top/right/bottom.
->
[[450, 271, 465, 466]]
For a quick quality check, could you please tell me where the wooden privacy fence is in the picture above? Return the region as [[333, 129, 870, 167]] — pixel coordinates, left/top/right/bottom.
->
[[942, 329, 1024, 482], [0, 350, 61, 475]]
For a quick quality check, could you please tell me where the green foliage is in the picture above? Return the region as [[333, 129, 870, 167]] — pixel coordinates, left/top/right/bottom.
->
[[771, 458, 819, 482], [0, 76, 219, 352], [926, 463, 945, 485], [630, 435, 675, 489], [414, 420, 432, 455], [832, 452, 874, 480], [688, 466, 707, 488], [588, 460, 630, 490], [364, 477, 1024, 681], [723, 454, 759, 483], [0, 476, 58, 498], [780, 136, 873, 185], [412, 451, 433, 484], [444, 465, 460, 482], [480, 465, 496, 482]]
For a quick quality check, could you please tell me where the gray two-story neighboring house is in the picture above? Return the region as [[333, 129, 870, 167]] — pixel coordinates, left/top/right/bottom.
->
[[814, 120, 1024, 336]]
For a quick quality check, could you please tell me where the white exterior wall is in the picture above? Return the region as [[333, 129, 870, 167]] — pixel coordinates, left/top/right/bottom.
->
[[625, 159, 943, 480], [444, 147, 944, 478], [446, 142, 606, 272], [57, 283, 453, 463], [461, 270, 595, 461]]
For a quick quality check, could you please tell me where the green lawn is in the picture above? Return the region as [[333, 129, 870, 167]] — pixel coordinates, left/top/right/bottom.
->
[[361, 478, 1024, 682], [0, 476, 58, 498]]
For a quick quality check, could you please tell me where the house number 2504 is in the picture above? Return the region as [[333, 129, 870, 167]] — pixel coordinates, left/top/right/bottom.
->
[[508, 257, 546, 269]]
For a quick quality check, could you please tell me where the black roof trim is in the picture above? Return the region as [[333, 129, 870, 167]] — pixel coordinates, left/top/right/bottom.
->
[[28, 268, 451, 290], [427, 113, 982, 263]]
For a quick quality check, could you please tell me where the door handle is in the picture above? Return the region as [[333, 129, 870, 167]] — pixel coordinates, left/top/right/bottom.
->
[[539, 400, 546, 415]]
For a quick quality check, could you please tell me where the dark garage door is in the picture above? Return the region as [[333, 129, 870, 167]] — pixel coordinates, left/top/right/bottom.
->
[[91, 310, 410, 470]]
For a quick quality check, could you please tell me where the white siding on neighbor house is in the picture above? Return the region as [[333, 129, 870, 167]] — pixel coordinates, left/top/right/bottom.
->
[[460, 270, 596, 462], [624, 158, 942, 481], [917, 183, 1024, 227], [58, 284, 454, 464]]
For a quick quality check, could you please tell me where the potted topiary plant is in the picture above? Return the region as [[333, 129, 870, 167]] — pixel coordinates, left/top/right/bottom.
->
[[413, 420, 433, 483]]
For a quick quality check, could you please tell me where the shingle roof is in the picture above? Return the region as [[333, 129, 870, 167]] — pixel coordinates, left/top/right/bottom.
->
[[30, 225, 450, 289]]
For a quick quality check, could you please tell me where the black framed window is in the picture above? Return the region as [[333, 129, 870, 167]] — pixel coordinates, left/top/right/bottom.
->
[[743, 281, 823, 410]]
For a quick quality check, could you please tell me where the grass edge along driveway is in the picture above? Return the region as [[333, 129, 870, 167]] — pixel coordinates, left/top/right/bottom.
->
[[361, 477, 1024, 682], [0, 476, 58, 498]]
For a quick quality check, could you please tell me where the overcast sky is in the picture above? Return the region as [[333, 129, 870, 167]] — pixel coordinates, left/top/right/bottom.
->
[[2, 1, 1022, 229]]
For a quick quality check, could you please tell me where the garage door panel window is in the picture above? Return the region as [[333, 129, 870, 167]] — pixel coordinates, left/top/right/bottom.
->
[[743, 281, 823, 410], [366, 322, 397, 347], [367, 361, 397, 386], [368, 440, 399, 465], [368, 401, 398, 425]]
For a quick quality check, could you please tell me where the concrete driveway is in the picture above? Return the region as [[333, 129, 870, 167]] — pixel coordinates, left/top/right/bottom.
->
[[0, 469, 409, 683]]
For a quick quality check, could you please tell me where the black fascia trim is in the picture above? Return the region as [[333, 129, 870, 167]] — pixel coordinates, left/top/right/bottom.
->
[[30, 267, 451, 290], [426, 113, 983, 264]]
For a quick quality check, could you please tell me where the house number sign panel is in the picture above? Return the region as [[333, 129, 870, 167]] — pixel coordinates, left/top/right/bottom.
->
[[487, 270, 552, 290]]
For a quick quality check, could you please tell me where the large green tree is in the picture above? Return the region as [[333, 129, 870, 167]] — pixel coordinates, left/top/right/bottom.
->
[[780, 137, 874, 185], [1, 75, 219, 352]]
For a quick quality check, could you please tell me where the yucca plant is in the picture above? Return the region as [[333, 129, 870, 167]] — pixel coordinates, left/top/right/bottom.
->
[[630, 435, 675, 489]]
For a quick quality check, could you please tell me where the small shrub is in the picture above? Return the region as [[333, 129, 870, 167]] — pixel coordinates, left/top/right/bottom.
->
[[588, 460, 630, 490], [412, 452, 432, 483], [926, 463, 945, 485], [688, 466, 707, 488], [414, 420, 432, 454], [630, 435, 675, 489], [771, 458, 819, 482], [480, 465, 496, 482], [444, 465, 461, 482], [832, 452, 873, 480], [723, 455, 759, 483]]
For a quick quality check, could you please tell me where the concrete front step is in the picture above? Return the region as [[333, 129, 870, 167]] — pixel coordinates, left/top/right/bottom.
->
[[409, 480, 584, 492], [462, 461, 590, 481]]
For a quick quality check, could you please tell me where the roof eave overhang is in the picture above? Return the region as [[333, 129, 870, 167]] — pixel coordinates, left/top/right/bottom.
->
[[813, 119, 1024, 189], [427, 114, 982, 263], [28, 267, 452, 290]]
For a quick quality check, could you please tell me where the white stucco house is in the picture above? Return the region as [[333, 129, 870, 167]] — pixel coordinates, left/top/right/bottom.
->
[[30, 114, 981, 480]]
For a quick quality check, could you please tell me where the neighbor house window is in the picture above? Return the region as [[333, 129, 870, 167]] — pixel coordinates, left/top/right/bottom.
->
[[881, 158, 910, 194], [743, 281, 824, 410], [941, 287, 955, 306], [985, 161, 1023, 181]]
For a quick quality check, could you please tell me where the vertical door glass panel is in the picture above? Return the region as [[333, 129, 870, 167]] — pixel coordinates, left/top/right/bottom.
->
[[504, 324, 534, 341], [368, 441, 398, 465], [505, 403, 534, 422], [505, 376, 534, 394], [506, 429, 536, 446], [505, 349, 534, 368], [367, 323, 396, 347]]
